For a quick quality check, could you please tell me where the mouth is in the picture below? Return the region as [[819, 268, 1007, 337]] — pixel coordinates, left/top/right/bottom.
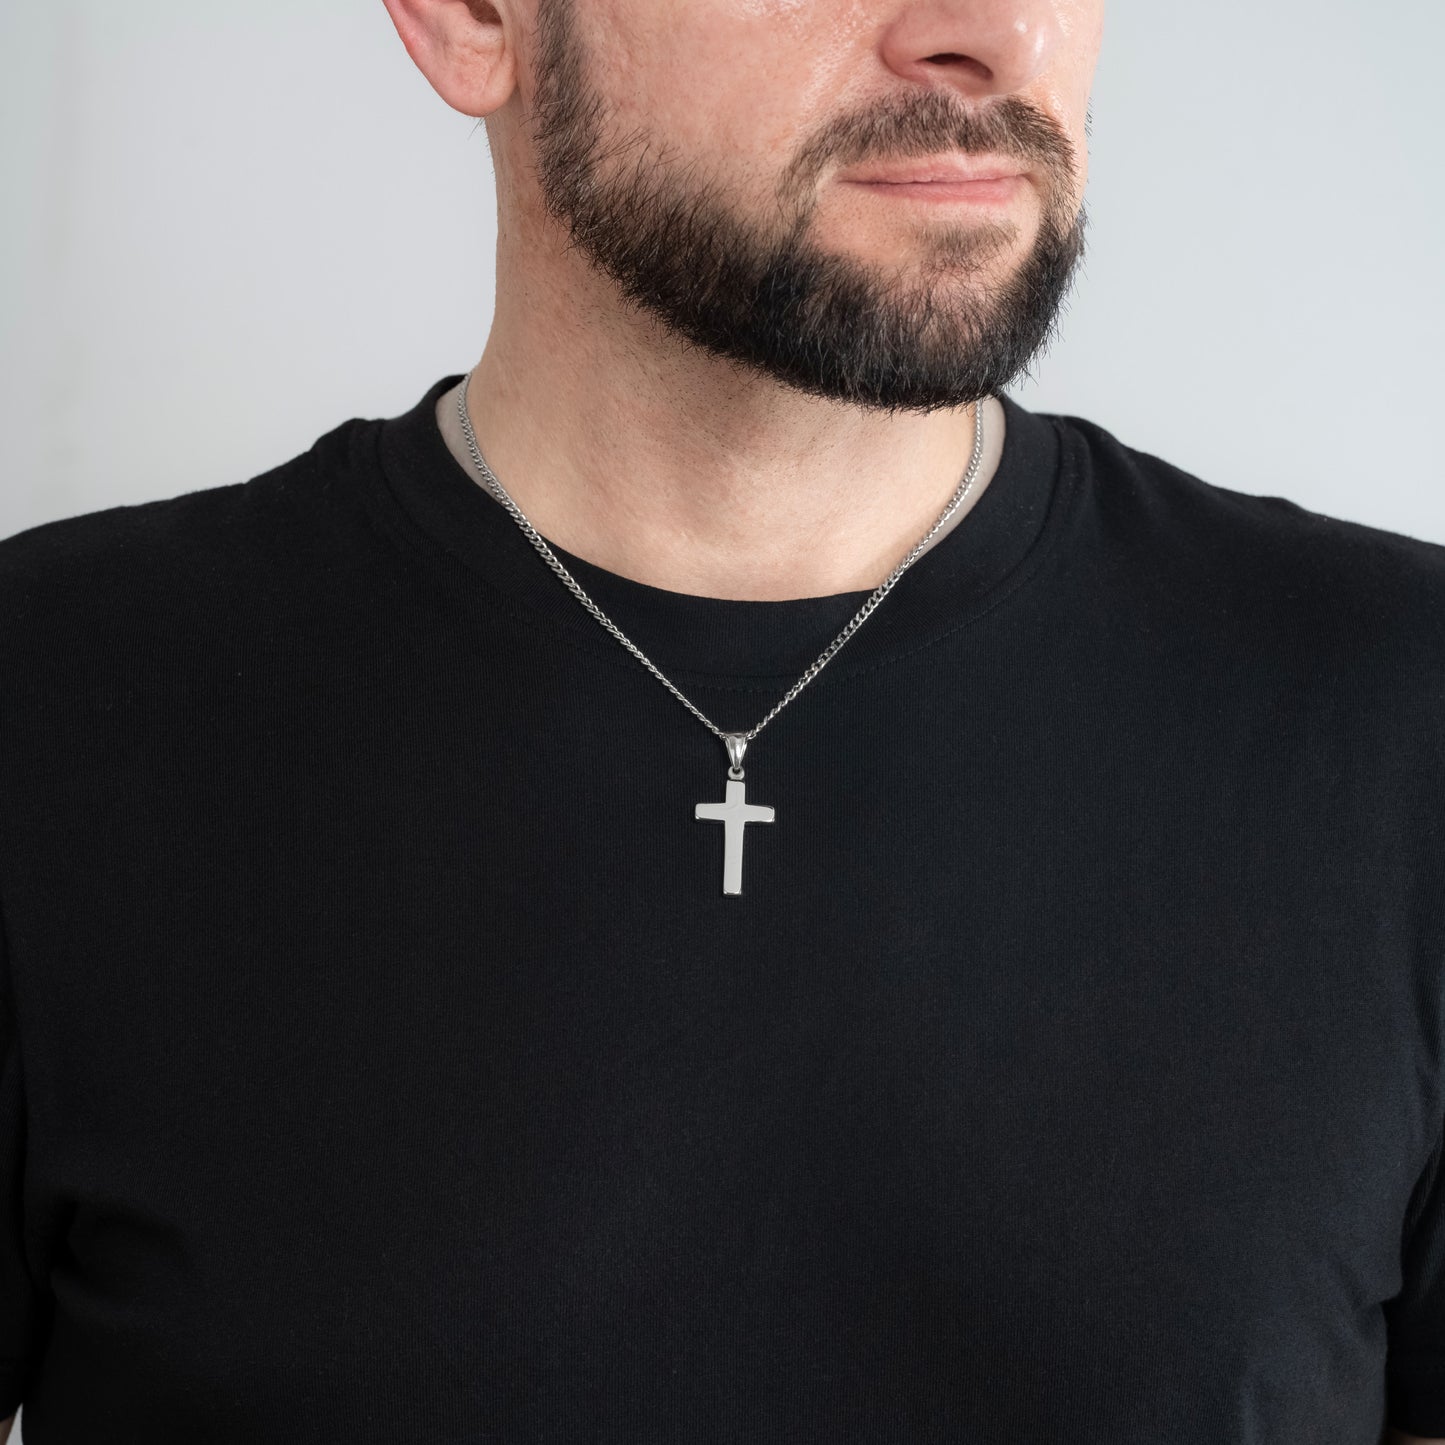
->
[[837, 155, 1029, 205], [842, 175, 1026, 206], [839, 154, 1027, 184]]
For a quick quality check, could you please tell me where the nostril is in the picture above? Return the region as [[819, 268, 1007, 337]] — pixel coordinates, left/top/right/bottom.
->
[[925, 52, 994, 80]]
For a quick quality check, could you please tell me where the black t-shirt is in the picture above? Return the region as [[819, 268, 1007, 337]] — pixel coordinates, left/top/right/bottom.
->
[[2, 375, 1443, 1443]]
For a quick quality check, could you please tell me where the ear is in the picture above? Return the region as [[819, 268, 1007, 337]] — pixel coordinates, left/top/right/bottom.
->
[[380, 0, 517, 118]]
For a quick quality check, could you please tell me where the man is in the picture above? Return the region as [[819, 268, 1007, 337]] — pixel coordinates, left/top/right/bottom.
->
[[0, 0, 1441, 1439]]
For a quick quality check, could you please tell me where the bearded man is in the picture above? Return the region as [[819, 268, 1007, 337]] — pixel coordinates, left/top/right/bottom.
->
[[0, 2, 1442, 1442]]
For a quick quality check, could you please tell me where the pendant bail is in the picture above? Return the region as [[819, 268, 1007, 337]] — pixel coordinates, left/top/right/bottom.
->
[[722, 731, 750, 779]]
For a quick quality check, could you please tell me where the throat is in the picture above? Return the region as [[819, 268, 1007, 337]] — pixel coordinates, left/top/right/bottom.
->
[[433, 380, 1006, 602]]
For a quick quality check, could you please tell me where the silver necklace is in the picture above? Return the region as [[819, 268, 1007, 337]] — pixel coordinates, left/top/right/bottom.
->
[[454, 371, 987, 897]]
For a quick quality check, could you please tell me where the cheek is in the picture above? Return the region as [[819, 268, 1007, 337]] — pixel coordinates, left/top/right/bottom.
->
[[1058, 0, 1107, 53], [1049, 8, 1104, 188], [585, 0, 861, 173], [1062, 0, 1107, 104]]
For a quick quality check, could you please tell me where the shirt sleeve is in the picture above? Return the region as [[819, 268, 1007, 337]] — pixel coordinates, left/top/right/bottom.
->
[[0, 910, 40, 1417], [1386, 1119, 1445, 1436]]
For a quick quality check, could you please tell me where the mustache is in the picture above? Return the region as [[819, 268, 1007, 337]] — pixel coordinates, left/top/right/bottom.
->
[[786, 92, 1080, 206]]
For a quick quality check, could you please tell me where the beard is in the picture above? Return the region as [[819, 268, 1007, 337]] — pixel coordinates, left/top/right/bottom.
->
[[525, 0, 1089, 416]]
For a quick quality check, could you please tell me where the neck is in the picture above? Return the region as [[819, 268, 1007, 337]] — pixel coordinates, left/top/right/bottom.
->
[[435, 278, 1007, 603]]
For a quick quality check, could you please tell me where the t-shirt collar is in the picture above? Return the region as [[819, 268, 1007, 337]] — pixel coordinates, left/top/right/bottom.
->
[[374, 373, 1064, 683]]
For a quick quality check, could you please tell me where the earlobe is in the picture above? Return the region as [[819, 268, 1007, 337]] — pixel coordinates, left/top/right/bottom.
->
[[380, 0, 515, 119]]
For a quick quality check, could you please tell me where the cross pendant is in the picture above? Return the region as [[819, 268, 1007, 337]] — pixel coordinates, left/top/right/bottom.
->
[[694, 734, 774, 896]]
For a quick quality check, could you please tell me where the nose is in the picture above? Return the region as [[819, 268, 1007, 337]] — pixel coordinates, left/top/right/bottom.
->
[[878, 0, 1064, 97]]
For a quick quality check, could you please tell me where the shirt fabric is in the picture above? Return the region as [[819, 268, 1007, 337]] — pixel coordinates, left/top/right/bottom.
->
[[1, 375, 1443, 1443]]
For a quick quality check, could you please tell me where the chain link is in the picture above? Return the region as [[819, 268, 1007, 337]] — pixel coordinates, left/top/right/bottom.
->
[[454, 371, 986, 761]]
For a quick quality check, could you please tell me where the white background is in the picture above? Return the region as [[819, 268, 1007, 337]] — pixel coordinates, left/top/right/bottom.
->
[[2, 1, 1443, 549], [0, 2, 1443, 1437]]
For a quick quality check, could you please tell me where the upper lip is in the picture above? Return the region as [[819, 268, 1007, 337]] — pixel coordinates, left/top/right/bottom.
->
[[841, 155, 1026, 185]]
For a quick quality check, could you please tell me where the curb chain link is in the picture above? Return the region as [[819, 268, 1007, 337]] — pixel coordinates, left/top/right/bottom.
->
[[454, 371, 987, 768]]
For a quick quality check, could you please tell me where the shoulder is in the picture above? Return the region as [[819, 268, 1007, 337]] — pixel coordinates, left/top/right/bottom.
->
[[0, 418, 377, 662], [1046, 409, 1445, 657], [0, 433, 332, 596], [0, 462, 274, 595]]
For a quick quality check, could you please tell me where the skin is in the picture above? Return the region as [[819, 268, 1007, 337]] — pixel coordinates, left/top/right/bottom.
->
[[382, 0, 1102, 600]]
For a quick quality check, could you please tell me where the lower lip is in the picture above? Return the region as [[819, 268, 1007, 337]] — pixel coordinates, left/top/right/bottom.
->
[[847, 176, 1024, 204]]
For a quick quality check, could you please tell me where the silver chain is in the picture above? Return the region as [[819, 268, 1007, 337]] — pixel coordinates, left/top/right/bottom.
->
[[454, 370, 986, 774]]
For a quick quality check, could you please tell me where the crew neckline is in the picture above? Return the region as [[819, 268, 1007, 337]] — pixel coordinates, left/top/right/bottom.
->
[[366, 374, 1071, 685]]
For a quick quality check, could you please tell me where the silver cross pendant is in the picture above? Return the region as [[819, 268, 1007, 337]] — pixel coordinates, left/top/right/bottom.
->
[[694, 732, 774, 896]]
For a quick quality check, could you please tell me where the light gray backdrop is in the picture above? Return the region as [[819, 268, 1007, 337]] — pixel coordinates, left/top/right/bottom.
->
[[0, 2, 1442, 1438], [2, 1, 1443, 549]]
